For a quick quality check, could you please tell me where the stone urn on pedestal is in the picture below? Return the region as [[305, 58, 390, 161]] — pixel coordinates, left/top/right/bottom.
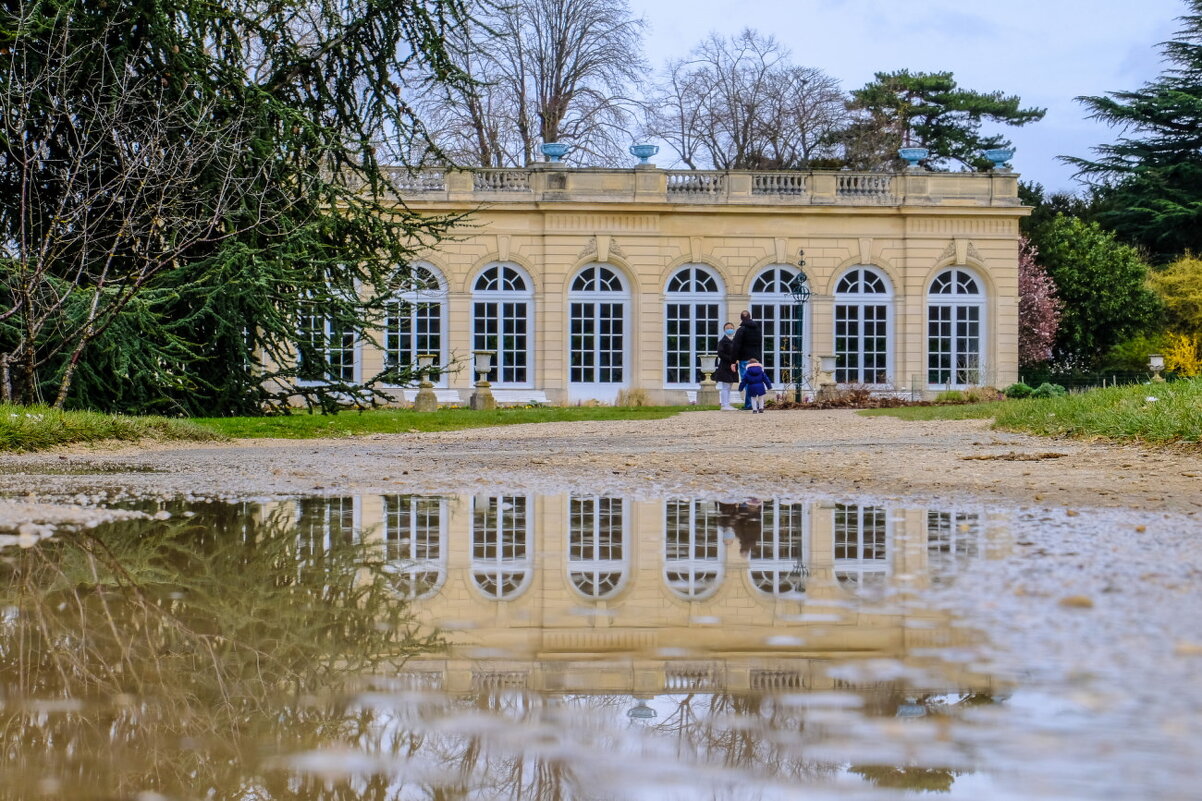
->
[[469, 350, 497, 410], [696, 353, 720, 406]]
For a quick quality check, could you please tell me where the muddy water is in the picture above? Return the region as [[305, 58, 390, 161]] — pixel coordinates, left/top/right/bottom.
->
[[1, 492, 1199, 800]]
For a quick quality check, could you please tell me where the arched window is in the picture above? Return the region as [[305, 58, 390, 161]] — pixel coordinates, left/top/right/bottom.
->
[[383, 495, 446, 599], [298, 312, 356, 383], [567, 496, 627, 599], [569, 265, 629, 393], [473, 264, 533, 385], [664, 500, 724, 600], [665, 266, 723, 386], [750, 266, 805, 386], [834, 268, 891, 384], [295, 497, 358, 575], [747, 501, 808, 598], [926, 510, 981, 586], [927, 268, 985, 387], [833, 504, 889, 594], [384, 264, 447, 386], [471, 495, 532, 600]]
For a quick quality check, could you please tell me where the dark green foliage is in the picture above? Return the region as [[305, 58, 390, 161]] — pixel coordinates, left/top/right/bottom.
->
[[1, 0, 472, 414], [1038, 215, 1162, 369], [1069, 0, 1202, 261], [1031, 382, 1066, 399], [1004, 382, 1034, 399], [846, 70, 1045, 170]]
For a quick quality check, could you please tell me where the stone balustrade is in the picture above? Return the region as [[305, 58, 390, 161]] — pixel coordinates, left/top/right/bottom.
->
[[379, 164, 1021, 207]]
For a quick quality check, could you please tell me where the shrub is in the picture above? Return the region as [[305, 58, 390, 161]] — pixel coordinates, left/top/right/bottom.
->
[[964, 386, 1005, 403], [1031, 382, 1067, 398], [935, 390, 965, 403], [1004, 382, 1034, 399], [616, 388, 650, 407]]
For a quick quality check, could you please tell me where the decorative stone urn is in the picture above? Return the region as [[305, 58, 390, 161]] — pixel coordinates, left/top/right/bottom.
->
[[983, 148, 1015, 170], [540, 142, 570, 162], [898, 147, 929, 169], [629, 143, 659, 165]]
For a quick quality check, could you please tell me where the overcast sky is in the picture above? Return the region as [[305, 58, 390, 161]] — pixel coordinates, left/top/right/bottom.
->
[[630, 0, 1186, 193]]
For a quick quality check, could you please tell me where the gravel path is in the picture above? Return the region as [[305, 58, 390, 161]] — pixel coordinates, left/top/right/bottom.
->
[[0, 409, 1199, 520]]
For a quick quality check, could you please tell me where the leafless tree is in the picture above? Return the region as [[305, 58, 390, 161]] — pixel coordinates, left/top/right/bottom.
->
[[414, 0, 647, 166], [646, 29, 849, 170]]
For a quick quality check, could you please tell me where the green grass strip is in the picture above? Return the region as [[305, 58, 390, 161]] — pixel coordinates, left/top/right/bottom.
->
[[195, 405, 690, 439], [0, 404, 222, 452], [861, 379, 1202, 445]]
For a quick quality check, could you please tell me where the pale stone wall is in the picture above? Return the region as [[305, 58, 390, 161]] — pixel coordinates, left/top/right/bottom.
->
[[329, 166, 1028, 405]]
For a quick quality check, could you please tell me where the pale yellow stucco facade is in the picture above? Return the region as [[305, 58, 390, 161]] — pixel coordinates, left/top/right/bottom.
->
[[333, 165, 1028, 405]]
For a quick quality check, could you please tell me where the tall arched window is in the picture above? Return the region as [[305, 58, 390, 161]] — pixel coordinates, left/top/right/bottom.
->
[[833, 504, 889, 594], [834, 268, 891, 385], [664, 500, 724, 600], [298, 312, 356, 383], [750, 266, 805, 386], [927, 268, 985, 387], [665, 266, 723, 386], [747, 501, 808, 598], [473, 264, 533, 385], [471, 495, 532, 600], [569, 265, 628, 396], [567, 496, 628, 599], [385, 264, 448, 385], [383, 495, 446, 599]]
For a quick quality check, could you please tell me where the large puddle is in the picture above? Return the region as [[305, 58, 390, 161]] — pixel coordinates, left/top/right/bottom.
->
[[1, 491, 1199, 799]]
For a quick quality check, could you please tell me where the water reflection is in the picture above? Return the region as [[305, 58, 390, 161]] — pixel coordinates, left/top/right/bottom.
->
[[0, 493, 1010, 799]]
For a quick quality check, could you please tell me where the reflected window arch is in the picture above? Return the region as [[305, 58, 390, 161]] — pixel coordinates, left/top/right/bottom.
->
[[295, 497, 358, 577], [569, 265, 629, 387], [664, 500, 724, 600], [747, 501, 808, 598], [834, 267, 892, 385], [927, 268, 986, 388], [472, 263, 533, 385], [567, 496, 628, 599], [665, 265, 724, 386], [385, 263, 448, 386], [750, 266, 806, 386], [382, 495, 447, 599], [926, 510, 981, 586], [471, 495, 533, 600], [833, 504, 889, 594]]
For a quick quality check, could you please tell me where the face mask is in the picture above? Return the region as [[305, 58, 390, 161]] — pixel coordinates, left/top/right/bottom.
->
[[724, 329, 735, 337]]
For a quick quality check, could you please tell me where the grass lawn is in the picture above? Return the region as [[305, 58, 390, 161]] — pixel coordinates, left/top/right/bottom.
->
[[196, 405, 694, 439], [862, 379, 1202, 445], [0, 404, 221, 452]]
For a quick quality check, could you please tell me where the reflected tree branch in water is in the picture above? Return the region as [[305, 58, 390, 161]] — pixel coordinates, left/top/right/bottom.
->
[[0, 501, 441, 799]]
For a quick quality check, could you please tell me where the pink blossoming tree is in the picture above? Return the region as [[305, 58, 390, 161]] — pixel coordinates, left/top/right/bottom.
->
[[1018, 237, 1063, 366]]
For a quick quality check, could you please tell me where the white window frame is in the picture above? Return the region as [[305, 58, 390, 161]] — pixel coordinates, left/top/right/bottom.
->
[[472, 263, 535, 388], [566, 495, 630, 600], [833, 267, 894, 386], [296, 312, 360, 386], [750, 265, 808, 388], [382, 495, 448, 600], [567, 264, 630, 400], [470, 495, 534, 601], [663, 499, 725, 600], [384, 263, 450, 388], [926, 268, 986, 389], [747, 500, 810, 599], [832, 503, 891, 593], [664, 265, 725, 389]]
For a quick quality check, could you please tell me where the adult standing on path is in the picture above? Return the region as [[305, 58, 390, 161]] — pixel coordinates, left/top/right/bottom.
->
[[714, 322, 740, 411], [731, 310, 762, 410]]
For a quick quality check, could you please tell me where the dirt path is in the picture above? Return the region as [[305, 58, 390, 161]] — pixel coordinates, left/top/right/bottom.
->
[[1, 410, 1199, 519]]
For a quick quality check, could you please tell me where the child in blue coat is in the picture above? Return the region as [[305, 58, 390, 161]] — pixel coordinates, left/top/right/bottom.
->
[[738, 358, 772, 413]]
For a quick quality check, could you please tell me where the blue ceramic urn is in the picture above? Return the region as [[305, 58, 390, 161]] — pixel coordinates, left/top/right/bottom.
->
[[540, 142, 570, 162], [629, 143, 659, 164], [898, 147, 929, 169]]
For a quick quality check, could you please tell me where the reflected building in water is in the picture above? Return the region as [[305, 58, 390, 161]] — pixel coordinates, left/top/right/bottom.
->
[[286, 494, 1011, 699]]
